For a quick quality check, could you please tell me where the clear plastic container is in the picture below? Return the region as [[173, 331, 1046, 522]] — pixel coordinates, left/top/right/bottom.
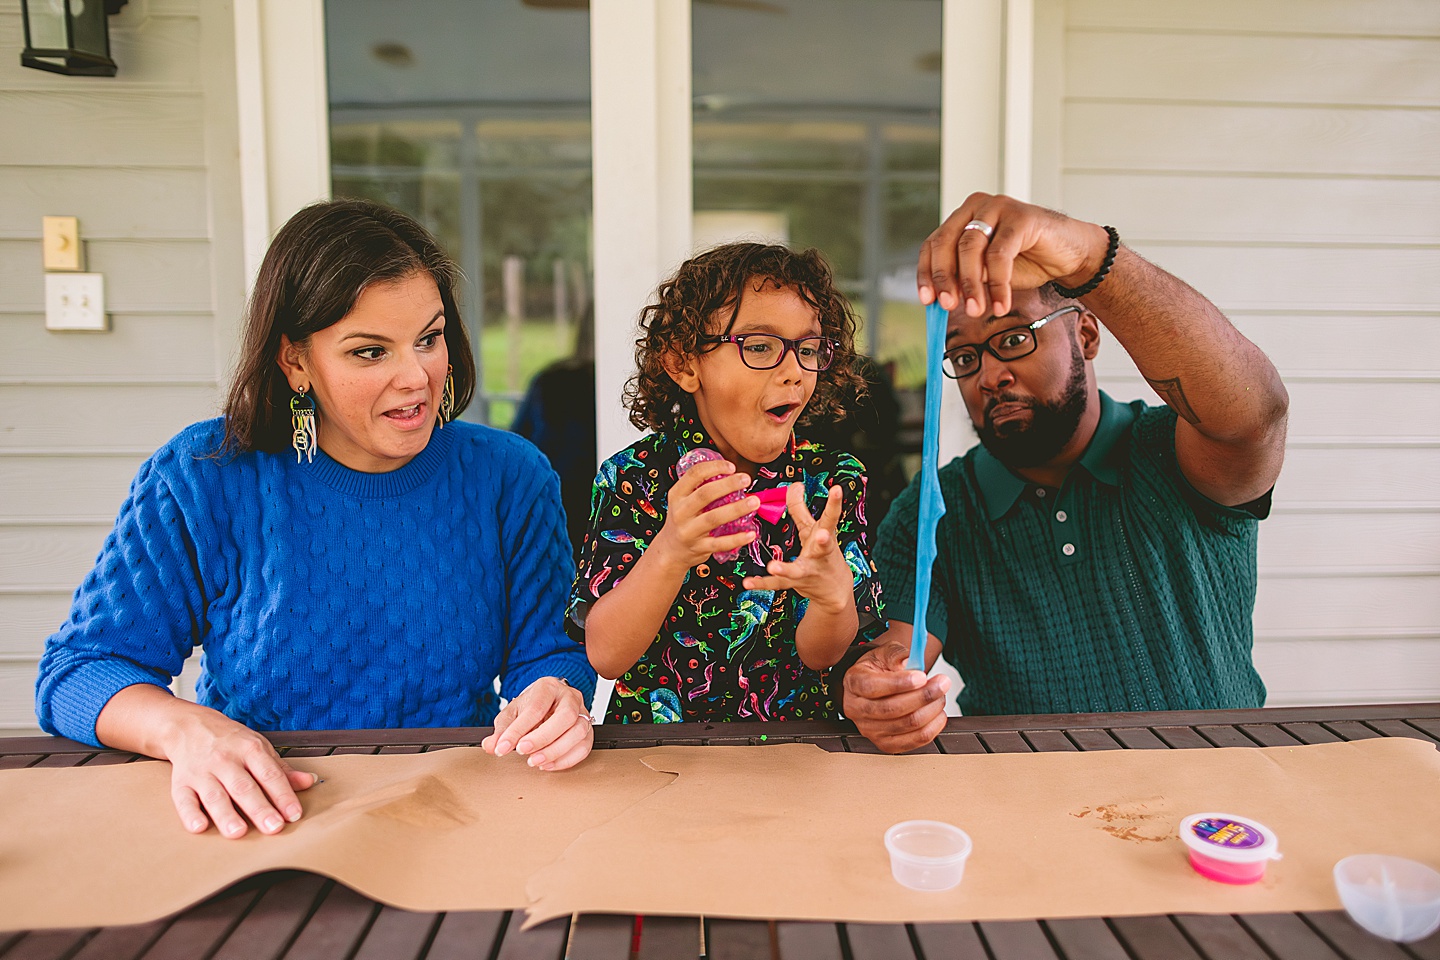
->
[[1178, 813, 1281, 884], [884, 820, 972, 891], [1334, 855, 1440, 943]]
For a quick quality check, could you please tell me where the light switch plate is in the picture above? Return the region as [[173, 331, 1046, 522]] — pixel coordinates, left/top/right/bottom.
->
[[45, 273, 107, 331], [42, 216, 82, 271]]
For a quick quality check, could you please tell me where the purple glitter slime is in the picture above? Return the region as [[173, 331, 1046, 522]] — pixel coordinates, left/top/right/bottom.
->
[[676, 447, 757, 562]]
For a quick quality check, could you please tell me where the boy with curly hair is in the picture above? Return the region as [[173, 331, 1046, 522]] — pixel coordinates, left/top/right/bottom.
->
[[567, 243, 886, 723]]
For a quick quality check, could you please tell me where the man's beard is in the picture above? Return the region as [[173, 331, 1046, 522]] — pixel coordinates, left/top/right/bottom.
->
[[976, 344, 1088, 469]]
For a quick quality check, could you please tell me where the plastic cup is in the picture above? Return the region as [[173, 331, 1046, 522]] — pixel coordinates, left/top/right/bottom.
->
[[884, 820, 972, 892], [1334, 855, 1440, 943]]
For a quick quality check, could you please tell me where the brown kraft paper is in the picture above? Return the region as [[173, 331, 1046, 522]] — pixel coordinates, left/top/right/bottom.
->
[[0, 745, 670, 932], [0, 737, 1436, 932], [525, 738, 1440, 925]]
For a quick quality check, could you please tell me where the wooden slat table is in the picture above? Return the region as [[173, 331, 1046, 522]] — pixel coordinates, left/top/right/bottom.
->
[[3, 703, 1438, 960]]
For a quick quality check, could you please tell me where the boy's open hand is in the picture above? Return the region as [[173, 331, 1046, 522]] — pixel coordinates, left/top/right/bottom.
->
[[650, 458, 758, 570], [743, 483, 853, 612]]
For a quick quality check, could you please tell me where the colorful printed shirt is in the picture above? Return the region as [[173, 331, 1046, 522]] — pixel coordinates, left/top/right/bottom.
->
[[567, 409, 885, 723]]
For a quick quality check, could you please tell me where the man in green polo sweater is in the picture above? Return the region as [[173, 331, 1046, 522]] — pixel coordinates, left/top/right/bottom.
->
[[843, 193, 1289, 752]]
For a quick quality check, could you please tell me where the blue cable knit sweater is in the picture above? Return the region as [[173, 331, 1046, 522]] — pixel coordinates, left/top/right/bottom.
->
[[36, 419, 595, 746]]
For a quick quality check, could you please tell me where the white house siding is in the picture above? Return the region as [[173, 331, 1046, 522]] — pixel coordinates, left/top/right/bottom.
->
[[1041, 0, 1440, 704], [0, 0, 240, 732]]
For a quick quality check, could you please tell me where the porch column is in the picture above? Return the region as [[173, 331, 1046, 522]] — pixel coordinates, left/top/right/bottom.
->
[[589, 1, 693, 721], [938, 0, 1032, 462], [590, 0, 693, 466]]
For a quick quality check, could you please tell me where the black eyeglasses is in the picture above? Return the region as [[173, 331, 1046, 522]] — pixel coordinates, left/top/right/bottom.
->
[[940, 305, 1081, 379], [702, 334, 838, 372]]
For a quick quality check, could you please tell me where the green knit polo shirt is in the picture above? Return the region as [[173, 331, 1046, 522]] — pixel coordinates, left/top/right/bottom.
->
[[875, 392, 1268, 716]]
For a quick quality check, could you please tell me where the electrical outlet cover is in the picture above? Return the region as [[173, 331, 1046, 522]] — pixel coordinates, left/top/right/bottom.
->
[[45, 273, 107, 331]]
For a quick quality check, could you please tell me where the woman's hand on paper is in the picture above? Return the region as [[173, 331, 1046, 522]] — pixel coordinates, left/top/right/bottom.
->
[[95, 683, 316, 839], [162, 708, 317, 839], [482, 676, 594, 771]]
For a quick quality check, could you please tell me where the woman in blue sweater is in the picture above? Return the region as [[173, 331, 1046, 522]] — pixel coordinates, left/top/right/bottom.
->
[[36, 199, 597, 839]]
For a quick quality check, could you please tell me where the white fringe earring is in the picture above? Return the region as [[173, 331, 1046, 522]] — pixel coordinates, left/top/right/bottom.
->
[[290, 387, 317, 463], [438, 364, 455, 425]]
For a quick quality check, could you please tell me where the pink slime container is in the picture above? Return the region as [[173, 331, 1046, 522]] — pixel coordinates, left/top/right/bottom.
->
[[676, 447, 757, 562], [1178, 813, 1282, 884]]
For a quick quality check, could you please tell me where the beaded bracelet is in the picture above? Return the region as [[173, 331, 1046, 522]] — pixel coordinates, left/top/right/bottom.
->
[[1053, 225, 1120, 299]]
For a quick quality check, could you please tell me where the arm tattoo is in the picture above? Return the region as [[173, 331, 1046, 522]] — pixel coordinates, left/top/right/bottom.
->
[[1146, 375, 1202, 425]]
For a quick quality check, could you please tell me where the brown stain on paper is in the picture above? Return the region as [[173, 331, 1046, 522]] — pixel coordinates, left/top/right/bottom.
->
[[1071, 796, 1171, 843], [327, 774, 473, 829]]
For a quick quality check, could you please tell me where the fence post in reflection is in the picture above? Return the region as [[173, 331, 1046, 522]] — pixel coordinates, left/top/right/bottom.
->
[[503, 254, 525, 393], [554, 258, 570, 349]]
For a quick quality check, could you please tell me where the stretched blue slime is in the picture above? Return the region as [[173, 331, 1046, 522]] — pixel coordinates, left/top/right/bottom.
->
[[909, 301, 949, 670]]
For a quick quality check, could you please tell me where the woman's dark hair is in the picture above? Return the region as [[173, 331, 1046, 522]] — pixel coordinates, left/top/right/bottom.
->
[[221, 198, 476, 454], [624, 242, 865, 432]]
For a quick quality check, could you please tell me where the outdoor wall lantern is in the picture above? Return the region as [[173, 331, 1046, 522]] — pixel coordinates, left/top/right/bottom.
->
[[20, 0, 128, 77]]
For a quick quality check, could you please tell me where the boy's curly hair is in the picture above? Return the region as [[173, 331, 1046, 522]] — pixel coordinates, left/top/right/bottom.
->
[[624, 242, 866, 432]]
